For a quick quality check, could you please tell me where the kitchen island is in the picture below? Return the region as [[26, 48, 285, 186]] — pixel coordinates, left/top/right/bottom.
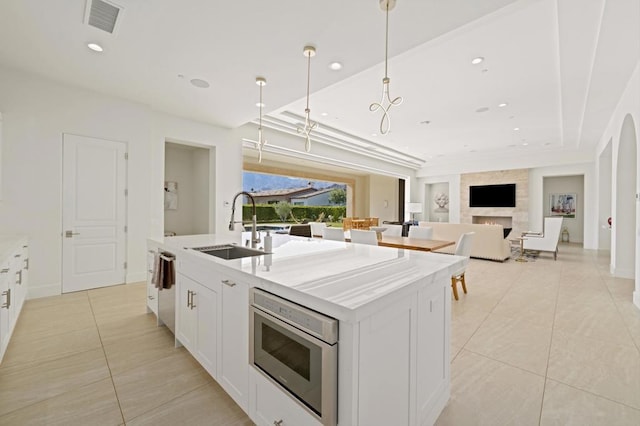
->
[[148, 232, 465, 426]]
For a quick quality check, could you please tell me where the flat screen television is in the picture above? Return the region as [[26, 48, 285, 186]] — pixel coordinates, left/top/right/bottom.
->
[[469, 184, 516, 208]]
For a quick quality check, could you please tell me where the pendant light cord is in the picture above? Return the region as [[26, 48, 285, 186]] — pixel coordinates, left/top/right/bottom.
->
[[384, 2, 389, 79], [305, 51, 312, 111]]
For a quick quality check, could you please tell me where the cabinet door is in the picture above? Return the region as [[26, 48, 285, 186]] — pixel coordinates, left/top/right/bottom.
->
[[219, 274, 249, 410], [176, 273, 198, 353], [193, 279, 218, 379], [10, 252, 24, 324], [417, 283, 449, 424], [0, 264, 10, 357], [146, 247, 158, 315]]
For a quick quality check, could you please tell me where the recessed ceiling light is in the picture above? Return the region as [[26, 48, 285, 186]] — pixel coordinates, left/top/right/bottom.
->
[[177, 74, 185, 79], [87, 43, 103, 52], [328, 62, 343, 71], [255, 102, 265, 108], [513, 127, 520, 131], [321, 112, 329, 116], [476, 107, 489, 113], [545, 142, 551, 146], [522, 142, 529, 146], [471, 56, 484, 65], [470, 149, 477, 153], [190, 78, 210, 89], [372, 133, 378, 137], [420, 120, 431, 125], [498, 102, 508, 108]]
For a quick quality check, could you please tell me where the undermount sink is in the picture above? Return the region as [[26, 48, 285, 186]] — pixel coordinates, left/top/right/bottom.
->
[[191, 244, 266, 260]]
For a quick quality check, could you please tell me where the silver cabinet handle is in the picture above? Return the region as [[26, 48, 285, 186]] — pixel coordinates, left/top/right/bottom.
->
[[16, 270, 22, 285], [24, 258, 29, 270], [222, 279, 236, 287], [148, 295, 154, 300], [65, 230, 80, 238], [186, 290, 192, 308], [274, 420, 283, 426], [148, 249, 156, 254], [2, 289, 10, 309], [190, 291, 197, 309], [0, 268, 8, 274], [14, 254, 20, 258]]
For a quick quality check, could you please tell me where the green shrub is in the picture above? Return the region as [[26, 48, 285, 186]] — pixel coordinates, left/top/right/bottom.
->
[[242, 204, 346, 223]]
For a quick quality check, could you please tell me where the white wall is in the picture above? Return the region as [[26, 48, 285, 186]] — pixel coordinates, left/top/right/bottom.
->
[[164, 144, 210, 236], [0, 65, 239, 298], [369, 175, 399, 222], [529, 163, 596, 249], [598, 141, 613, 250], [543, 175, 585, 243], [594, 61, 640, 307]]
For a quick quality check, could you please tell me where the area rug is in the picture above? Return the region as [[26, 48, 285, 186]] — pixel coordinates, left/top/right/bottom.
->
[[510, 246, 539, 262]]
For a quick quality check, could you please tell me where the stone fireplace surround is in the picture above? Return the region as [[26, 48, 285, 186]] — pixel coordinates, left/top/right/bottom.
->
[[460, 169, 529, 237]]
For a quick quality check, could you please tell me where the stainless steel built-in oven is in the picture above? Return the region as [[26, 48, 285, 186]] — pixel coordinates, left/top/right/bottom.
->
[[249, 288, 338, 426]]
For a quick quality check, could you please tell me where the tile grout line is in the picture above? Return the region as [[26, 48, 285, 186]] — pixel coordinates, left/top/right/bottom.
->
[[86, 290, 127, 425], [595, 257, 640, 356], [537, 254, 565, 426]]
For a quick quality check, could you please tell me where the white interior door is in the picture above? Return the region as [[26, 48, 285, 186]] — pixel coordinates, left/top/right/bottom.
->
[[62, 134, 127, 293]]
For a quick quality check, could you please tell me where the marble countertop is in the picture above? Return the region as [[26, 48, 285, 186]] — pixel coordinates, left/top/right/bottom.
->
[[150, 232, 464, 321]]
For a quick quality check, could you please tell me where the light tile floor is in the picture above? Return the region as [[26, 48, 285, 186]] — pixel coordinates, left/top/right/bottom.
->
[[0, 243, 639, 425]]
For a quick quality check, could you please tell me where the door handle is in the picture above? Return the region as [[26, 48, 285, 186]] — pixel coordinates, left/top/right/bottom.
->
[[65, 230, 80, 238], [222, 279, 236, 287], [2, 289, 10, 309]]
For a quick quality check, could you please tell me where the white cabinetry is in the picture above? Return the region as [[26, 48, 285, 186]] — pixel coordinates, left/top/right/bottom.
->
[[0, 239, 29, 363], [249, 368, 322, 426], [219, 272, 249, 410], [145, 243, 158, 315], [176, 272, 218, 378], [340, 275, 451, 426]]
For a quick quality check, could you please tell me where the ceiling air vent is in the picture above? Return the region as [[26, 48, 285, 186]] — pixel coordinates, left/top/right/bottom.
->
[[85, 0, 123, 34]]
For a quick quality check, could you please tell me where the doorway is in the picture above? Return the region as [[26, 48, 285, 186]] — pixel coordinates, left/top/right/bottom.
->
[[164, 142, 213, 236], [62, 134, 127, 293]]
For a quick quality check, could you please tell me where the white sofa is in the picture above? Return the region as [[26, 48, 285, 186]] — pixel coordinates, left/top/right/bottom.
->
[[417, 222, 511, 261]]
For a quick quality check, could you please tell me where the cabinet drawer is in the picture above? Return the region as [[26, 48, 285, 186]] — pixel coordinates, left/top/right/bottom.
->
[[250, 368, 322, 426]]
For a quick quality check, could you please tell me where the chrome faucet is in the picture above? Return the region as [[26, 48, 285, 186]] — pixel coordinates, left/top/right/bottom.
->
[[229, 191, 260, 249]]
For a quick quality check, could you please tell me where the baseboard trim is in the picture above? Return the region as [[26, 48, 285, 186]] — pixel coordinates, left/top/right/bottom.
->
[[611, 265, 635, 279], [127, 272, 146, 283], [28, 283, 62, 299]]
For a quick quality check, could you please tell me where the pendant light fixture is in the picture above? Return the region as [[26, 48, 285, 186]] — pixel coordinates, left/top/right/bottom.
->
[[297, 45, 317, 152], [255, 77, 267, 163], [369, 0, 402, 135]]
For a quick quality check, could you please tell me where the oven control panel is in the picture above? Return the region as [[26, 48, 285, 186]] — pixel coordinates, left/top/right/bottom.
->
[[251, 288, 338, 344]]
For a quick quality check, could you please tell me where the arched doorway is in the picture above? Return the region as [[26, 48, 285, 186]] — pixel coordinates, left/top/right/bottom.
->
[[614, 114, 637, 281]]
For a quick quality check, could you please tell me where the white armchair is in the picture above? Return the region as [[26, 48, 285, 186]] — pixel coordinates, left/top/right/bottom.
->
[[522, 217, 563, 260]]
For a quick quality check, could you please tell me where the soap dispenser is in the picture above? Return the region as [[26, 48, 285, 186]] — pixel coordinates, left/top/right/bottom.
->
[[264, 230, 272, 253]]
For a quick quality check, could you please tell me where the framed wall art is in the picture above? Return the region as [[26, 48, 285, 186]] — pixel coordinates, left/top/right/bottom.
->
[[550, 193, 576, 218]]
